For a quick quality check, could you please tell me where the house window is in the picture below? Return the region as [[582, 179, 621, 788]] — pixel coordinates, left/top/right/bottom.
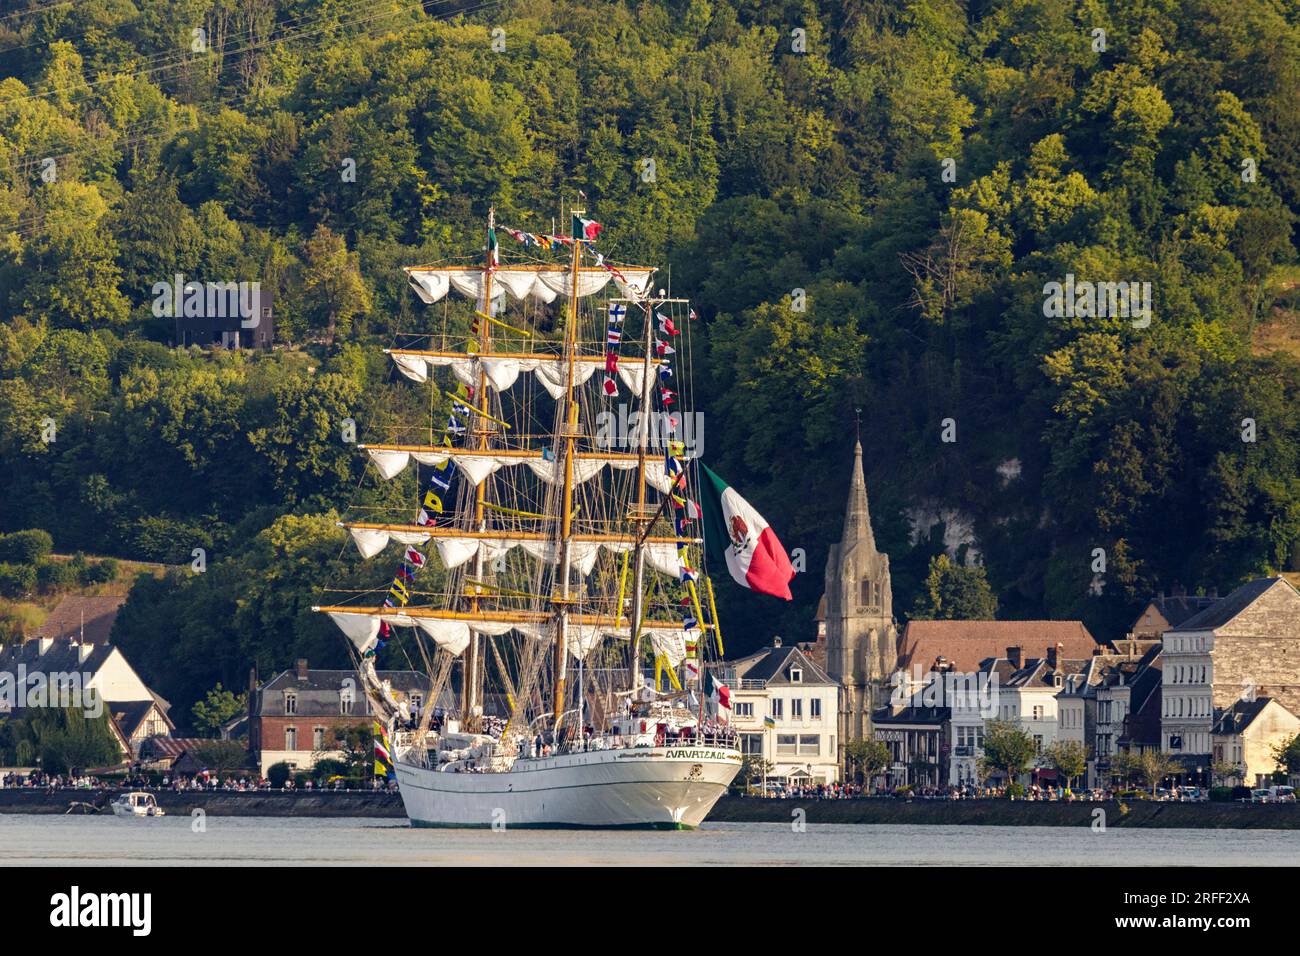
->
[[340, 687, 354, 715], [1032, 705, 1044, 720], [410, 693, 423, 716], [776, 734, 798, 756], [740, 733, 763, 755], [790, 668, 803, 683], [810, 698, 821, 719], [285, 727, 297, 751], [313, 727, 325, 750], [791, 698, 803, 720], [771, 699, 783, 719], [735, 702, 754, 718], [798, 734, 819, 755], [1033, 735, 1043, 753], [284, 693, 297, 715]]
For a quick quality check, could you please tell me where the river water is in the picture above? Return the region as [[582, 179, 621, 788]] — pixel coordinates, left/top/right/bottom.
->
[[1, 816, 1298, 865]]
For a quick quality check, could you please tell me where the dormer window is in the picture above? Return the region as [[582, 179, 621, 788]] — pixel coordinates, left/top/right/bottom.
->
[[340, 686, 355, 715], [790, 668, 803, 683], [284, 692, 297, 715]]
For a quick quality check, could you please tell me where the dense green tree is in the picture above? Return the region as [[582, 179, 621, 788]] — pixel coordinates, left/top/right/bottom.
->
[[910, 553, 998, 620]]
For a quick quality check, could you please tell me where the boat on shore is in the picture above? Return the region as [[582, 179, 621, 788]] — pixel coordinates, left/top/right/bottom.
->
[[110, 792, 165, 817]]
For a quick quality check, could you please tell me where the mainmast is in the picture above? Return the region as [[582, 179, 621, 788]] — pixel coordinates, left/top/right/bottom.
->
[[463, 207, 496, 730], [552, 202, 583, 724]]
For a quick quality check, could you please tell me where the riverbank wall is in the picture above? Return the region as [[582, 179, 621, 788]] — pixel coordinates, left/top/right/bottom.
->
[[4, 790, 1299, 827], [707, 796, 1300, 829], [0, 789, 406, 817]]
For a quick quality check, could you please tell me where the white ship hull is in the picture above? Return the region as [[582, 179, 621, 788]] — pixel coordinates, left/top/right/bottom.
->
[[395, 745, 742, 829]]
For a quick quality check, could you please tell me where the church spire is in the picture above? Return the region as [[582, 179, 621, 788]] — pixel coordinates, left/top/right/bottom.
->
[[843, 439, 876, 553]]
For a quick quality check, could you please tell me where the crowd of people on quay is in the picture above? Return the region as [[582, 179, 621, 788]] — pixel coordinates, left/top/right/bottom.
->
[[0, 769, 398, 793]]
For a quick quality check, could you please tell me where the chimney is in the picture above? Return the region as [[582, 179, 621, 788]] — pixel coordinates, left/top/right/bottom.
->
[[772, 636, 782, 648], [1007, 646, 1022, 669], [1046, 644, 1058, 670], [295, 658, 309, 681]]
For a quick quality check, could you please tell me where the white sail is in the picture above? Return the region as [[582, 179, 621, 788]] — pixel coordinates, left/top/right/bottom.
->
[[361, 445, 673, 492], [406, 265, 654, 305], [387, 349, 661, 400], [323, 606, 697, 666]]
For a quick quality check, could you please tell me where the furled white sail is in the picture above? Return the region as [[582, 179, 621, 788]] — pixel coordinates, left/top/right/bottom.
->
[[324, 608, 698, 667], [390, 350, 641, 399], [362, 446, 674, 493], [405, 266, 654, 305]]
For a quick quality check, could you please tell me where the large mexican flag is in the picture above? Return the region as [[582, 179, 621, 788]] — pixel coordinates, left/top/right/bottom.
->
[[700, 463, 795, 600]]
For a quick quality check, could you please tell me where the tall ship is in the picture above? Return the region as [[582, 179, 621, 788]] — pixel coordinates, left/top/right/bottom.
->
[[314, 204, 742, 828]]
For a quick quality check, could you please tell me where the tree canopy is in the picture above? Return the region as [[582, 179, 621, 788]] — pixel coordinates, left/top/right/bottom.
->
[[1, 0, 1299, 715]]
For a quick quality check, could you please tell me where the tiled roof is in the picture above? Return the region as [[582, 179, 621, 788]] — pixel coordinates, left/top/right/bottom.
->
[[255, 666, 434, 717], [1003, 657, 1092, 688], [30, 595, 126, 645], [871, 704, 950, 725], [1147, 594, 1218, 628], [1212, 698, 1277, 735], [898, 620, 1106, 673], [0, 639, 115, 677], [1170, 577, 1289, 632], [734, 644, 835, 685], [109, 699, 171, 738]]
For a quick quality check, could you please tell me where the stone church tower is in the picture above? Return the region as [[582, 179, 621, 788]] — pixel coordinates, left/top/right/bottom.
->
[[824, 440, 898, 762]]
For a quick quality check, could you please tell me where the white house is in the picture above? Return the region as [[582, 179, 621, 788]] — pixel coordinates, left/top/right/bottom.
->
[[721, 639, 840, 786], [0, 636, 174, 757]]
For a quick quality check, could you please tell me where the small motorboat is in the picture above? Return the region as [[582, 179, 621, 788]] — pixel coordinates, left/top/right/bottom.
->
[[109, 792, 165, 817]]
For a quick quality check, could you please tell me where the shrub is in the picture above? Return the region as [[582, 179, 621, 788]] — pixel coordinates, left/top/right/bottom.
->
[[79, 559, 118, 585], [312, 758, 348, 781], [1208, 787, 1235, 802], [266, 761, 292, 789], [1006, 782, 1025, 799], [0, 529, 53, 565], [0, 563, 37, 598], [37, 560, 77, 590]]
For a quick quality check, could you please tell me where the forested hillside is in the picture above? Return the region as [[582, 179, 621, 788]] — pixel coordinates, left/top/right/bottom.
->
[[2, 0, 1299, 716]]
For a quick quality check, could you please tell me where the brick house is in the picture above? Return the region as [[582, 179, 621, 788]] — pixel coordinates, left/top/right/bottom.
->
[[247, 659, 433, 774]]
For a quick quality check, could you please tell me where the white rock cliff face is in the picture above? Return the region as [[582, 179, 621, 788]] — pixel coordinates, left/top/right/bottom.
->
[[905, 503, 981, 565]]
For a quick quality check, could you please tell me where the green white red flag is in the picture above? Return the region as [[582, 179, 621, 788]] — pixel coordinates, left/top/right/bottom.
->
[[700, 463, 794, 600]]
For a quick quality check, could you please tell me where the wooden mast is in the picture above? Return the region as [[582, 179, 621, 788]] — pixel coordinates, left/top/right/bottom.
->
[[463, 207, 495, 731], [553, 202, 584, 723], [626, 296, 656, 697]]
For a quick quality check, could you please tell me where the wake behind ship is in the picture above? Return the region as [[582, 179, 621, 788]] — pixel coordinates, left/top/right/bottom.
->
[[314, 204, 741, 828]]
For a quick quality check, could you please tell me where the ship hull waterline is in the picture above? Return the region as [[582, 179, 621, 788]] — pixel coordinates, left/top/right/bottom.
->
[[395, 745, 742, 829]]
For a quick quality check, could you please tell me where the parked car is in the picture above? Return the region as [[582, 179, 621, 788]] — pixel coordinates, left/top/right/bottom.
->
[[1178, 787, 1204, 802], [1269, 786, 1296, 803], [1251, 789, 1273, 803]]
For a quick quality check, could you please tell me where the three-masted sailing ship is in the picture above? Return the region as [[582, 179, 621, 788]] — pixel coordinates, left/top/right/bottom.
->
[[313, 204, 741, 828]]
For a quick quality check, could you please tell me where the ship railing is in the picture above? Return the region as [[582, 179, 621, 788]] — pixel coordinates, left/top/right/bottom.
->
[[520, 730, 738, 758]]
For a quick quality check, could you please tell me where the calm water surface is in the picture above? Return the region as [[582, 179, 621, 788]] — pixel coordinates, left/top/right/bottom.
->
[[1, 816, 1297, 865]]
